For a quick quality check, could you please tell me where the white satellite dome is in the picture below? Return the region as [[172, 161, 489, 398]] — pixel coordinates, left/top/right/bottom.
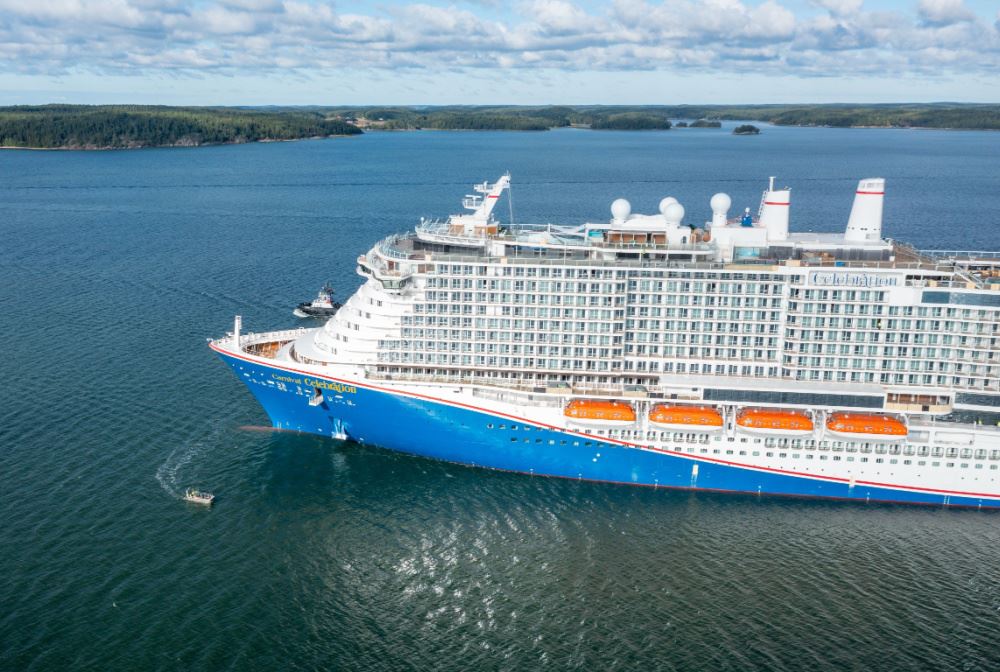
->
[[659, 197, 678, 216], [611, 198, 631, 222], [710, 192, 732, 214], [664, 202, 685, 225]]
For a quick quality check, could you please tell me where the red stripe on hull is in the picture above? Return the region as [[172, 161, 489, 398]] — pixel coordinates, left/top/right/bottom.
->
[[210, 342, 1000, 501]]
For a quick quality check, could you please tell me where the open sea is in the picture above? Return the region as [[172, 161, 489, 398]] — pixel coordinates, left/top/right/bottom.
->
[[4, 123, 1000, 671]]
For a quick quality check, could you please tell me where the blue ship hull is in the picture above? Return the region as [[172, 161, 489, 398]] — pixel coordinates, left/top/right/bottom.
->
[[214, 347, 1000, 509]]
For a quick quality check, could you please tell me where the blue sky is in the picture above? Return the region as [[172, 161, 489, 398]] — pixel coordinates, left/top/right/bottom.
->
[[0, 0, 998, 105]]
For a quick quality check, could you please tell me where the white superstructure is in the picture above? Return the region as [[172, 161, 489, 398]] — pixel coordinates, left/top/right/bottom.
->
[[217, 175, 1000, 506]]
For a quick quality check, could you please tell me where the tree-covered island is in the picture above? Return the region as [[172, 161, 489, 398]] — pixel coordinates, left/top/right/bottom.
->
[[2, 103, 998, 149], [0, 105, 362, 150]]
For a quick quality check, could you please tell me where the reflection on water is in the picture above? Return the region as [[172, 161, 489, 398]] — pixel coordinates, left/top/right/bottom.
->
[[2, 126, 1000, 670]]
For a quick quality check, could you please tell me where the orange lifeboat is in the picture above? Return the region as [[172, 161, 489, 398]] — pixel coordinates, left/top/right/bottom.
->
[[826, 412, 907, 440], [648, 405, 723, 431], [563, 399, 636, 424], [737, 408, 814, 435]]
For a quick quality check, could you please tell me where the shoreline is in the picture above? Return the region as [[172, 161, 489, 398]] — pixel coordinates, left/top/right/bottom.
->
[[2, 123, 998, 151], [0, 133, 360, 151]]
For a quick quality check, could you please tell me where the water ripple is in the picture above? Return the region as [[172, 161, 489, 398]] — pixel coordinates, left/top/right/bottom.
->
[[4, 130, 1000, 671]]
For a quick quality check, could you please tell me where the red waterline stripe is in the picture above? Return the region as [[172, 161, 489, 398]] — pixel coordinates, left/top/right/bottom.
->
[[210, 342, 1000, 500], [856, 191, 884, 195], [487, 195, 499, 199], [763, 201, 789, 206]]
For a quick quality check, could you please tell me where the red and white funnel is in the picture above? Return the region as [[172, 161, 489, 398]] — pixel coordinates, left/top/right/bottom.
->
[[845, 178, 885, 243], [759, 176, 790, 240]]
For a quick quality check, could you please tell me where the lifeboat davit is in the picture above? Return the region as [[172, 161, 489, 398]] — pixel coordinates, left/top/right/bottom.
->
[[563, 399, 636, 425], [648, 405, 723, 432], [826, 412, 907, 440], [737, 408, 814, 436]]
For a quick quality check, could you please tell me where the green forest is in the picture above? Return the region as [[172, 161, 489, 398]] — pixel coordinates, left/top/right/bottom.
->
[[337, 103, 1000, 131], [2, 103, 998, 149], [0, 105, 362, 149]]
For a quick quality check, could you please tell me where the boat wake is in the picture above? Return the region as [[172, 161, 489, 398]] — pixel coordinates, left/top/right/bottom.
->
[[155, 437, 211, 499]]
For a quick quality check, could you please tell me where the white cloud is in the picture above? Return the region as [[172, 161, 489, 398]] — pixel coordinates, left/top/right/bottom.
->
[[195, 6, 261, 34], [918, 0, 975, 27], [0, 0, 996, 81], [811, 0, 862, 17]]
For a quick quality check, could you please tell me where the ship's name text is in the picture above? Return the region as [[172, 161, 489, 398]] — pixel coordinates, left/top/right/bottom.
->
[[809, 272, 899, 288], [271, 373, 357, 394]]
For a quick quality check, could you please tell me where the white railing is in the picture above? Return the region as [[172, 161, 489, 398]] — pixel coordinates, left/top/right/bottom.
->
[[377, 234, 410, 260], [239, 328, 310, 348], [920, 250, 1000, 260]]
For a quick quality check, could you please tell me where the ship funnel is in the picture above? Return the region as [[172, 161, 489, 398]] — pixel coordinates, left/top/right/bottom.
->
[[710, 193, 731, 228], [758, 177, 790, 241], [845, 178, 885, 243]]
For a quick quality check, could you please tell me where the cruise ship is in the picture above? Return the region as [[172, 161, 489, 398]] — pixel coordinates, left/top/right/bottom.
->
[[210, 175, 1000, 508]]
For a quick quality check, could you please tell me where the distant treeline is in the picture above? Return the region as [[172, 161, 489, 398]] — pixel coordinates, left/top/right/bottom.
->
[[0, 105, 362, 149], [4, 103, 998, 149], [337, 104, 1000, 132], [353, 106, 676, 130]]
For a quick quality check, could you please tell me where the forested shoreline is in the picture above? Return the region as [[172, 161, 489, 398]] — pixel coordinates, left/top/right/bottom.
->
[[2, 103, 998, 149], [0, 105, 362, 149], [339, 104, 1000, 131]]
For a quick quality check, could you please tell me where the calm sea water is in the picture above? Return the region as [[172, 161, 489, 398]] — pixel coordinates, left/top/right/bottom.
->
[[3, 124, 1000, 671]]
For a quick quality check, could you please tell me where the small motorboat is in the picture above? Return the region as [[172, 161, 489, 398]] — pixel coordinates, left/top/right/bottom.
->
[[183, 488, 215, 505], [294, 283, 341, 318]]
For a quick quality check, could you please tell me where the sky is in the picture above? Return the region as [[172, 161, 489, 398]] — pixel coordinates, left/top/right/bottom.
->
[[0, 0, 998, 105]]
